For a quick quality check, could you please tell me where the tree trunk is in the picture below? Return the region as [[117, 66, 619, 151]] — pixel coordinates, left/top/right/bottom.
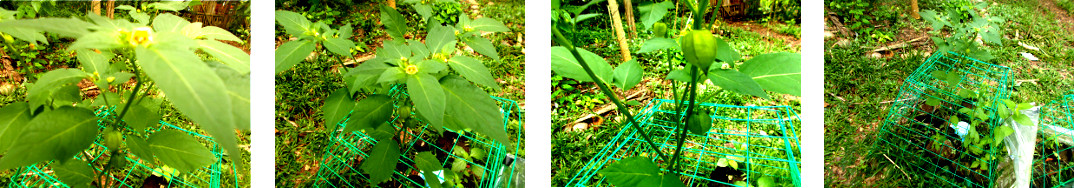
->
[[608, 0, 632, 61], [106, 0, 115, 19], [911, 0, 920, 19], [91, 0, 101, 15], [623, 0, 637, 39]]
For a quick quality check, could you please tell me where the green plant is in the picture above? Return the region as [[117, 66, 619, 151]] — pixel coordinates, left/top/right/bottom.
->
[[928, 70, 1029, 172], [275, 4, 511, 186], [920, 1, 1004, 61], [0, 1, 249, 187], [552, 0, 801, 186]]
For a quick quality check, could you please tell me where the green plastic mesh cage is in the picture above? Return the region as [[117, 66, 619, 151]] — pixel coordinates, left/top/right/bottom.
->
[[873, 51, 1013, 187], [6, 106, 239, 188], [313, 87, 523, 187], [567, 99, 802, 187], [1034, 94, 1074, 187]]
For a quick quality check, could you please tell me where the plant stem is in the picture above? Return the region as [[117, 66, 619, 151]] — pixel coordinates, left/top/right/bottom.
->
[[669, 66, 700, 172], [552, 27, 670, 163], [115, 76, 144, 122]]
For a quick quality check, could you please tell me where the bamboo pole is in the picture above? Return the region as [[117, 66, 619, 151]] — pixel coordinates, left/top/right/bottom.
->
[[608, 0, 632, 61]]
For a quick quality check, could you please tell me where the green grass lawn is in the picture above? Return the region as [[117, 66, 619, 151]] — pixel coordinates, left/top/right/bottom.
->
[[273, 0, 526, 186], [825, 0, 1074, 187]]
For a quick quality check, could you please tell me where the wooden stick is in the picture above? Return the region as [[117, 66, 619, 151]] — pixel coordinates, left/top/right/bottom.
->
[[870, 36, 928, 52], [608, 0, 632, 61], [623, 0, 637, 39], [883, 153, 912, 180]]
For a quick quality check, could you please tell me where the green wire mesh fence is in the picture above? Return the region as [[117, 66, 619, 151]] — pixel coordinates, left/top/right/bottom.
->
[[7, 106, 238, 188], [567, 99, 802, 187], [313, 87, 523, 187], [873, 51, 1013, 188], [1034, 94, 1074, 187]]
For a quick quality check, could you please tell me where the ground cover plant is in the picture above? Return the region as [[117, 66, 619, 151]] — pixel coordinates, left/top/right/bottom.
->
[[0, 1, 250, 187], [551, 0, 801, 186], [273, 0, 526, 187], [825, 0, 1074, 187]]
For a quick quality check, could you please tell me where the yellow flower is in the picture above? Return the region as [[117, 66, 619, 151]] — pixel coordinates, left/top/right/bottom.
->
[[405, 64, 419, 75], [107, 76, 116, 83], [464, 25, 473, 32], [129, 27, 154, 46]]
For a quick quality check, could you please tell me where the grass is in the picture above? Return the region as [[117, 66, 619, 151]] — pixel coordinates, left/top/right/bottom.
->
[[824, 0, 1074, 187], [273, 0, 526, 186], [550, 11, 801, 186]]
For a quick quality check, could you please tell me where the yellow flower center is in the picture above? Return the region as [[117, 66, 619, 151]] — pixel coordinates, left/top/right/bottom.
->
[[404, 65, 419, 75], [464, 26, 473, 32], [129, 27, 154, 46]]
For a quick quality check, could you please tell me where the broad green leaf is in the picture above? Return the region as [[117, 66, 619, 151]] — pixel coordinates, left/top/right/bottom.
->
[[180, 22, 204, 40], [126, 135, 154, 161], [0, 106, 98, 171], [447, 56, 500, 89], [152, 13, 190, 33], [734, 181, 749, 186], [54, 159, 94, 188], [927, 98, 942, 107], [52, 85, 82, 106], [661, 174, 685, 187], [612, 59, 643, 90], [322, 89, 355, 130], [713, 37, 741, 63], [451, 158, 467, 172], [147, 1, 188, 11], [275, 10, 311, 36], [67, 30, 125, 51], [344, 61, 389, 94], [708, 69, 769, 98], [130, 11, 150, 24], [200, 26, 243, 42], [637, 1, 673, 30], [135, 44, 239, 164], [198, 39, 251, 74], [550, 46, 613, 83], [338, 24, 353, 39], [211, 64, 251, 131], [464, 36, 499, 60], [27, 68, 89, 112], [0, 102, 31, 154], [470, 17, 510, 32], [416, 59, 447, 74], [380, 6, 408, 40], [0, 26, 46, 45], [275, 39, 315, 73], [408, 74, 446, 128], [637, 37, 677, 53], [408, 39, 431, 60], [414, 152, 443, 188], [738, 52, 801, 96], [1013, 114, 1033, 126], [686, 110, 712, 135], [414, 4, 434, 21], [993, 125, 1014, 144], [378, 68, 406, 83], [471, 147, 487, 161], [148, 129, 216, 173], [0, 17, 93, 38], [76, 49, 114, 76], [122, 102, 161, 131], [324, 37, 356, 57], [362, 140, 400, 185], [381, 40, 412, 60], [666, 69, 692, 82], [717, 158, 728, 167], [427, 24, 456, 54], [598, 157, 662, 187], [441, 76, 510, 145], [343, 94, 393, 133]]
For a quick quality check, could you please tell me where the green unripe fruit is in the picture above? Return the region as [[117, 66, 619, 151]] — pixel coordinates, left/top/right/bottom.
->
[[397, 105, 412, 120], [682, 30, 718, 70], [103, 128, 124, 150], [653, 22, 668, 38], [686, 110, 712, 135]]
